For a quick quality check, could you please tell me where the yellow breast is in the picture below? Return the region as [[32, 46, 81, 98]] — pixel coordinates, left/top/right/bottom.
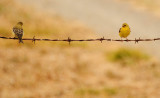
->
[[119, 27, 130, 38]]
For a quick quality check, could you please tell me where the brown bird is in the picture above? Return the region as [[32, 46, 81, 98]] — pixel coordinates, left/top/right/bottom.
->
[[13, 22, 24, 43]]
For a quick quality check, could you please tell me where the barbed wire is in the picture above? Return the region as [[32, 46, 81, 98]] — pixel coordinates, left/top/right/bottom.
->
[[0, 36, 160, 44]]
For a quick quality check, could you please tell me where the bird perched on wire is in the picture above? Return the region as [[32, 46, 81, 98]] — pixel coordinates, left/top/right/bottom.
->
[[13, 22, 24, 43], [119, 23, 131, 40]]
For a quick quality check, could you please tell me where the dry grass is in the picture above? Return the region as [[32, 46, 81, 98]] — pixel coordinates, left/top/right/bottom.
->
[[0, 0, 160, 98], [0, 46, 160, 98], [107, 48, 149, 65]]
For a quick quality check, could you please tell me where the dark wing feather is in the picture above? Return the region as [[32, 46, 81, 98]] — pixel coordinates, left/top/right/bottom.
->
[[119, 28, 121, 33], [13, 27, 19, 34], [13, 28, 23, 35]]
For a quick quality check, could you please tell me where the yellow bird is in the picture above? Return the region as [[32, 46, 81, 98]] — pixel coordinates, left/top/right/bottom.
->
[[119, 23, 131, 40]]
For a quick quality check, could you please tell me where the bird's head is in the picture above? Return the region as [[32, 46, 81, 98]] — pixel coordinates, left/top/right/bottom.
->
[[122, 23, 129, 27], [17, 22, 23, 26]]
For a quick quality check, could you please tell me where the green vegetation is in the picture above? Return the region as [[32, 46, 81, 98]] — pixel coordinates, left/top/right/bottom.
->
[[75, 87, 118, 96], [107, 48, 149, 65], [0, 4, 3, 12], [103, 87, 118, 96], [75, 88, 100, 96]]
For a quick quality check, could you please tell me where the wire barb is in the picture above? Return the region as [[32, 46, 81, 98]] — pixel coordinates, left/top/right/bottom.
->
[[99, 37, 105, 43], [135, 38, 139, 44], [67, 37, 71, 45], [32, 36, 36, 44]]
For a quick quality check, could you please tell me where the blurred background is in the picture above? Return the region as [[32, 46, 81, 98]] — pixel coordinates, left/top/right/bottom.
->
[[0, 0, 160, 97]]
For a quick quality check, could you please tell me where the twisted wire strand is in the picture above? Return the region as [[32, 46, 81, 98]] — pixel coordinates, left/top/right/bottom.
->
[[0, 36, 159, 44]]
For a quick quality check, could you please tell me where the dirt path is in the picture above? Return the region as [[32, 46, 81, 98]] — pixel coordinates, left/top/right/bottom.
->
[[17, 0, 160, 57]]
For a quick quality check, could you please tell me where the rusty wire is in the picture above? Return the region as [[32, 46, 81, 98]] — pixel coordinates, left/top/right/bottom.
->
[[0, 36, 160, 44]]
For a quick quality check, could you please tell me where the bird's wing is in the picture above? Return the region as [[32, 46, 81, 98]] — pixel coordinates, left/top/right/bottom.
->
[[19, 29, 23, 35], [13, 27, 23, 34], [13, 27, 18, 34], [119, 28, 121, 33]]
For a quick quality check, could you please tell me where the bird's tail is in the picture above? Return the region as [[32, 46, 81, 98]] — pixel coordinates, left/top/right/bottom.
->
[[19, 39, 23, 43], [18, 38, 23, 43], [18, 35, 23, 43]]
